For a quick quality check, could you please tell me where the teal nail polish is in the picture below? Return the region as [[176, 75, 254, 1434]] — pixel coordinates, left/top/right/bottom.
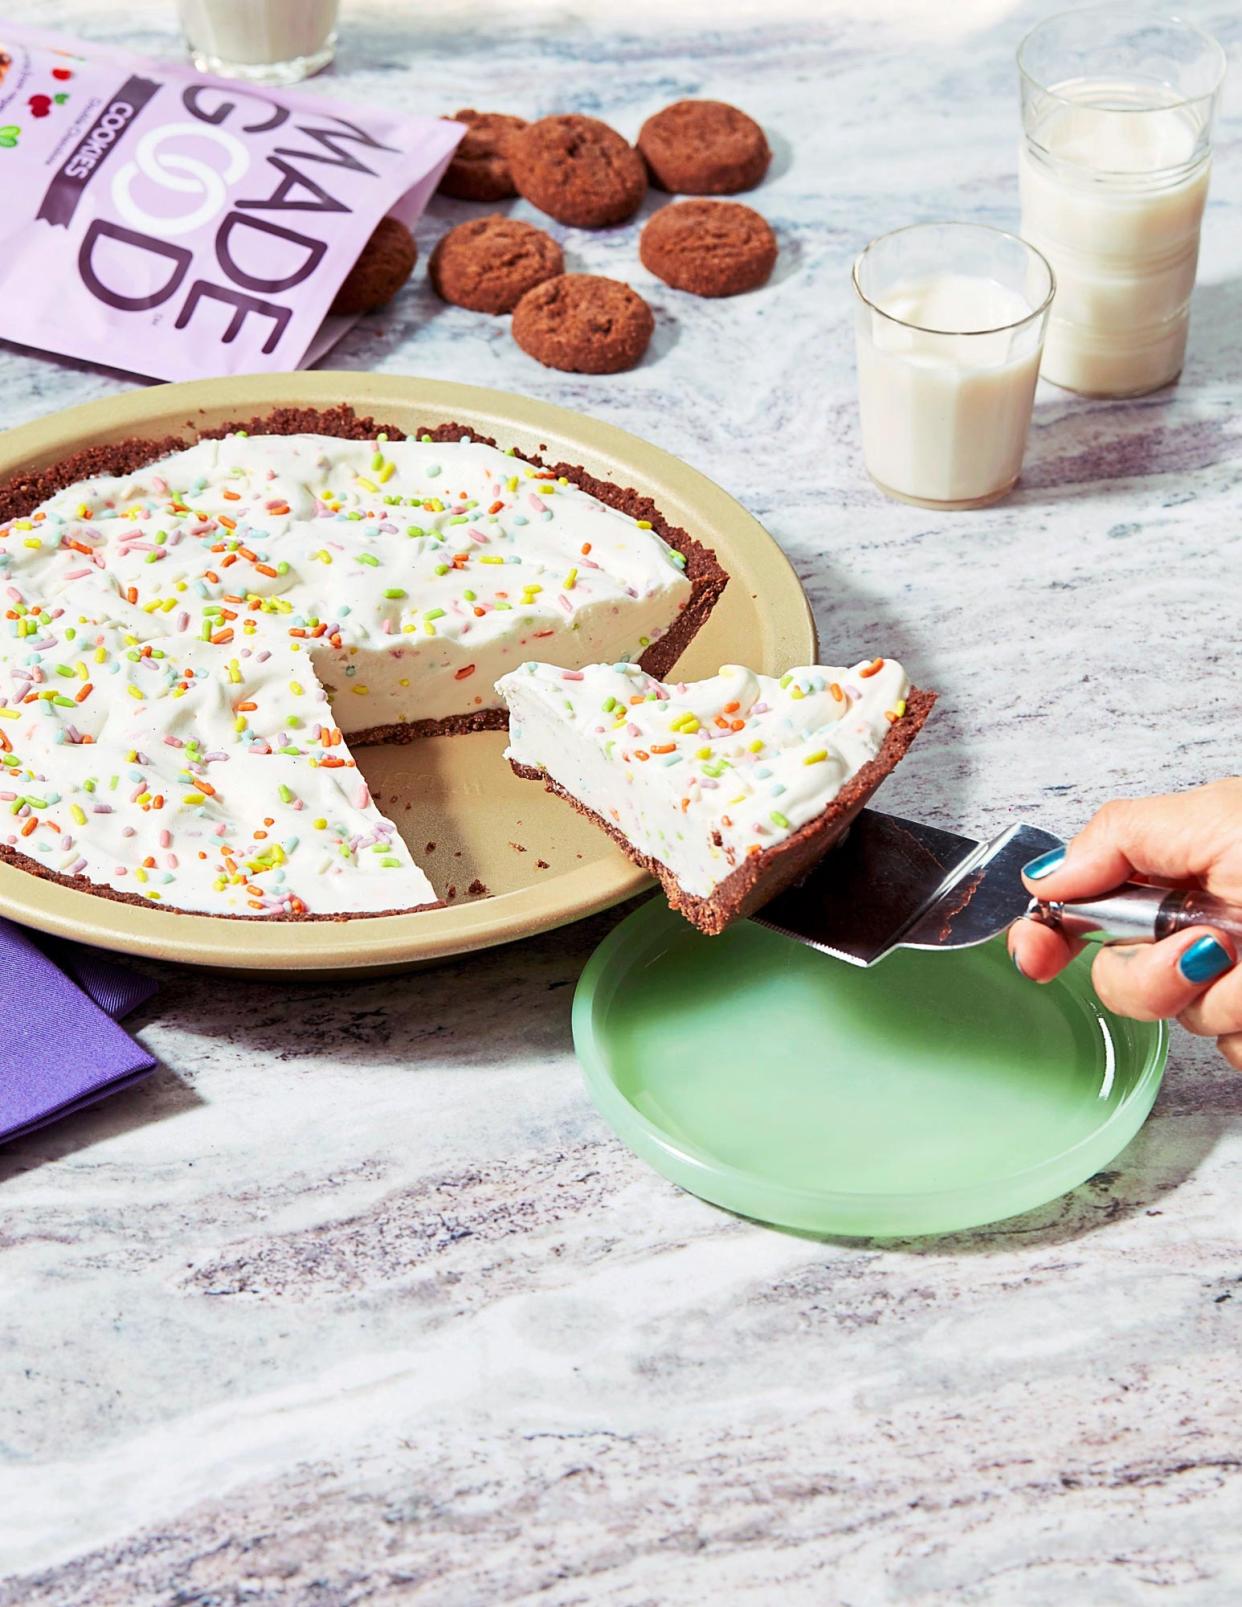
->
[[1023, 847, 1065, 880], [1179, 936, 1234, 985]]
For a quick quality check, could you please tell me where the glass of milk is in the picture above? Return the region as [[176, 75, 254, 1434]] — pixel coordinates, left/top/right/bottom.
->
[[178, 0, 340, 84], [1018, 9, 1226, 398], [853, 223, 1055, 509]]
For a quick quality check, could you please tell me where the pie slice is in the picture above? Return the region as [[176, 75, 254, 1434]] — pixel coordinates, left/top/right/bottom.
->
[[499, 657, 934, 934]]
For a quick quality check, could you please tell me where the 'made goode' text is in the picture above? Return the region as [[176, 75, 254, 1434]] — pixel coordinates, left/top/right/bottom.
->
[[78, 86, 401, 352]]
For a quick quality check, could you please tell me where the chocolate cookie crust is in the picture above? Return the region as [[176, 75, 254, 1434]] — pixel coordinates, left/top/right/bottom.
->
[[509, 115, 647, 228], [438, 109, 528, 201], [512, 274, 655, 374], [640, 200, 778, 298], [511, 687, 936, 935], [638, 99, 771, 195], [329, 217, 418, 315], [429, 215, 564, 314]]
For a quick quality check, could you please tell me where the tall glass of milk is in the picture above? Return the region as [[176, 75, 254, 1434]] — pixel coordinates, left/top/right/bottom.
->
[[853, 223, 1054, 509], [178, 0, 340, 84], [1018, 9, 1225, 397]]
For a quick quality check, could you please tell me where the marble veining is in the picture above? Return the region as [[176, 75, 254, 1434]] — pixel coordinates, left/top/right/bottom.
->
[[1, 0, 1241, 1600]]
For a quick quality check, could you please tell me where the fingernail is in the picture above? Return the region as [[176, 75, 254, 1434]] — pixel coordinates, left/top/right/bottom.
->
[[1023, 847, 1066, 881], [1179, 936, 1235, 985], [1011, 948, 1026, 977]]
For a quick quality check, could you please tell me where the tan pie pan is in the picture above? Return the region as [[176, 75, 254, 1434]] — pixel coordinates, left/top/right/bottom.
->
[[0, 372, 817, 976]]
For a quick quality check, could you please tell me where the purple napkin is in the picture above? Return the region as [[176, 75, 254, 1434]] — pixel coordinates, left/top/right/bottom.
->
[[0, 919, 157, 1143]]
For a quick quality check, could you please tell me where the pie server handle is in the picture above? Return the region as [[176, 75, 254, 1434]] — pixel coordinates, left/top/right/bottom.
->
[[1031, 885, 1242, 947]]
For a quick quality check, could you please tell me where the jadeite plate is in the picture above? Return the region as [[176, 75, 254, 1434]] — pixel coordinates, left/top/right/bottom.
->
[[0, 373, 816, 975], [573, 899, 1169, 1237]]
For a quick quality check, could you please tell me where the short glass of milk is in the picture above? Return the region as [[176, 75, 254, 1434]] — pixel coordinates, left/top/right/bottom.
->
[[178, 0, 340, 84], [1018, 9, 1225, 398], [853, 223, 1055, 510]]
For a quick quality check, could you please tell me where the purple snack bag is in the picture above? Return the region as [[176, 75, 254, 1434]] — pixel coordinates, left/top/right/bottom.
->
[[0, 23, 463, 380]]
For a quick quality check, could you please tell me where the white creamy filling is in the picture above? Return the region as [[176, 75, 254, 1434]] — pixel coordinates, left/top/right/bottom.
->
[[0, 433, 692, 915], [500, 659, 911, 899]]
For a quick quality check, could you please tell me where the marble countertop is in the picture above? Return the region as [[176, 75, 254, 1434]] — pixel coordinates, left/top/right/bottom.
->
[[2, 1, 1242, 1600]]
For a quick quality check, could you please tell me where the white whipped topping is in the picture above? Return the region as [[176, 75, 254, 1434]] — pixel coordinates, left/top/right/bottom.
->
[[499, 658, 911, 898], [0, 433, 692, 915]]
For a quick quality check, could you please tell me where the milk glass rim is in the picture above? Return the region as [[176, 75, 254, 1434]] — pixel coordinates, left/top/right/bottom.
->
[[1017, 7, 1228, 112], [851, 223, 1056, 339]]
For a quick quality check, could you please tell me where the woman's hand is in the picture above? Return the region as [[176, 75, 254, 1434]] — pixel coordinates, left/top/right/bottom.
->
[[1008, 779, 1242, 1067]]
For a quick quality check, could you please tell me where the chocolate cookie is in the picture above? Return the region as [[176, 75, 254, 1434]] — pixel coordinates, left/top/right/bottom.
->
[[511, 274, 654, 374], [639, 200, 777, 298], [637, 99, 771, 195], [438, 109, 528, 202], [330, 216, 418, 315], [509, 115, 646, 229], [429, 215, 564, 314]]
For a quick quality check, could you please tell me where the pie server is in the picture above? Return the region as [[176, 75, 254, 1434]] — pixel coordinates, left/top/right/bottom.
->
[[753, 807, 1242, 967]]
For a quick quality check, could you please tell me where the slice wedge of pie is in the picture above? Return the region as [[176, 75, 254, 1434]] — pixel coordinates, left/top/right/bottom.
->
[[499, 657, 934, 935]]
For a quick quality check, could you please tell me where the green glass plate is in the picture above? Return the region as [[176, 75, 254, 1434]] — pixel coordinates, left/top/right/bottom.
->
[[573, 898, 1168, 1237]]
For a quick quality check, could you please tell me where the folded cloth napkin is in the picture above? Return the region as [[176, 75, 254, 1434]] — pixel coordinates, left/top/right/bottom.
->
[[0, 918, 157, 1143]]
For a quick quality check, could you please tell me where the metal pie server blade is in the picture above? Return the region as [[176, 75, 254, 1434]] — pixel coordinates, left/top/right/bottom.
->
[[752, 807, 1064, 967]]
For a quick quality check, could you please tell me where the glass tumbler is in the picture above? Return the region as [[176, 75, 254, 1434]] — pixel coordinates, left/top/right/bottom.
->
[[852, 223, 1054, 510], [1018, 8, 1226, 397], [178, 0, 340, 85]]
